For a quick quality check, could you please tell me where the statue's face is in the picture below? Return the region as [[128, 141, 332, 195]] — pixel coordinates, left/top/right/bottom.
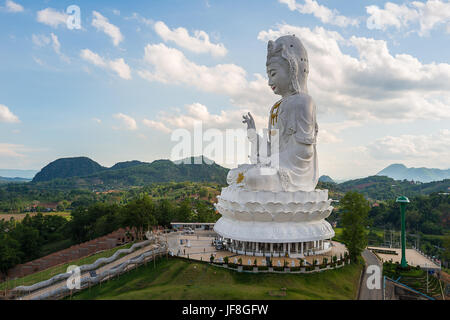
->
[[266, 57, 291, 97]]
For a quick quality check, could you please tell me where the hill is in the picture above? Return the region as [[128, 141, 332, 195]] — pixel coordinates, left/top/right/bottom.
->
[[109, 160, 146, 170], [377, 164, 450, 183], [28, 156, 229, 189], [33, 157, 106, 183], [72, 258, 362, 300], [337, 175, 450, 200], [319, 175, 335, 183]]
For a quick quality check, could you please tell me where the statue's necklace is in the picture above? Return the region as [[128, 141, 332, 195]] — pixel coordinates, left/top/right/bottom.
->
[[270, 100, 282, 126], [270, 92, 297, 126]]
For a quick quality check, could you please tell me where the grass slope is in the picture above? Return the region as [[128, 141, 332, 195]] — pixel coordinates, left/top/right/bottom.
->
[[72, 258, 363, 300]]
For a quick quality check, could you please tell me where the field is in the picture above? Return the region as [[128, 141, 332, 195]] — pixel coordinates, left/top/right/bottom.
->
[[71, 257, 363, 300], [0, 243, 133, 291], [0, 211, 71, 222]]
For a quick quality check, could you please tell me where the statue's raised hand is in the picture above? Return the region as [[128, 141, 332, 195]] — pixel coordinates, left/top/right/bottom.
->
[[242, 112, 256, 130]]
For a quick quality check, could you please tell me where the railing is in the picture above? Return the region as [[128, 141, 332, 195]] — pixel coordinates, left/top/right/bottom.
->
[[11, 239, 165, 299], [31, 246, 167, 300]]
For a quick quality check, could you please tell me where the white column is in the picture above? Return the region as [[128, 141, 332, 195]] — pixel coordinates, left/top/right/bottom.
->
[[270, 243, 273, 253], [301, 242, 303, 255], [295, 242, 298, 253], [288, 243, 291, 255]]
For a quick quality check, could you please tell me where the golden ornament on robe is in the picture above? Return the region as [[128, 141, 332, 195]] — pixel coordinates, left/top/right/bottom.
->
[[270, 101, 281, 125]]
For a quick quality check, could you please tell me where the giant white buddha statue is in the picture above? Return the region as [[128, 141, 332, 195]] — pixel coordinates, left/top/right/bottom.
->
[[227, 35, 318, 192], [214, 35, 334, 258]]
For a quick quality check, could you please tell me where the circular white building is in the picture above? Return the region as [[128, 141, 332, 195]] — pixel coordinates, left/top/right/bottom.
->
[[214, 186, 335, 258]]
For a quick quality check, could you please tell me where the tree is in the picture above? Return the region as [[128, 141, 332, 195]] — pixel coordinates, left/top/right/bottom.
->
[[0, 234, 21, 275], [121, 195, 157, 240], [10, 223, 41, 261], [443, 235, 450, 267], [176, 199, 192, 222], [340, 191, 370, 263]]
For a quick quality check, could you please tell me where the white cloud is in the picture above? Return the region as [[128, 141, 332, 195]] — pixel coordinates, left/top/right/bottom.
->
[[50, 33, 61, 54], [279, 0, 359, 27], [153, 21, 227, 57], [32, 33, 69, 63], [80, 49, 106, 67], [108, 58, 131, 80], [0, 143, 26, 158], [0, 104, 20, 123], [257, 24, 450, 122], [366, 0, 450, 36], [138, 43, 273, 112], [92, 11, 123, 46], [112, 9, 120, 16], [5, 0, 23, 13], [144, 102, 247, 133], [113, 113, 137, 130], [125, 12, 153, 26], [32, 34, 50, 47], [80, 49, 131, 80], [367, 130, 450, 166], [142, 119, 171, 133], [36, 8, 68, 28]]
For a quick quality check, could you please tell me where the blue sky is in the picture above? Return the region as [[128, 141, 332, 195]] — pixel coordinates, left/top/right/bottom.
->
[[0, 0, 449, 179]]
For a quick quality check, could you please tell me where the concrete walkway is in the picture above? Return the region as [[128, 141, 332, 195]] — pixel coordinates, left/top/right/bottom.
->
[[359, 249, 383, 300]]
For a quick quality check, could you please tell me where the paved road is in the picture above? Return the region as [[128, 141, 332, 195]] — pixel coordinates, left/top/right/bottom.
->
[[19, 244, 159, 300], [359, 249, 383, 300]]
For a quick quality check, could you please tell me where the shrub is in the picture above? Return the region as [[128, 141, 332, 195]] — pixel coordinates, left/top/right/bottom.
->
[[258, 266, 269, 271], [274, 266, 284, 272], [223, 256, 229, 264], [238, 258, 242, 265]]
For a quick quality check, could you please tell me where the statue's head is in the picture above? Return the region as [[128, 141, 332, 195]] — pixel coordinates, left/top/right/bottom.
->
[[266, 35, 309, 96]]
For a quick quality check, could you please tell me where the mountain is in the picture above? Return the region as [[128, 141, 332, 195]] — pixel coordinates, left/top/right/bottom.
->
[[0, 176, 31, 184], [33, 157, 106, 183], [30, 156, 229, 188], [377, 164, 450, 183], [110, 160, 147, 170], [319, 175, 335, 183], [338, 175, 450, 200], [0, 169, 38, 179]]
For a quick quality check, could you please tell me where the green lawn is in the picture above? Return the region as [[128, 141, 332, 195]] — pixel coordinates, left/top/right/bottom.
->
[[71, 258, 363, 300], [1, 242, 133, 291]]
